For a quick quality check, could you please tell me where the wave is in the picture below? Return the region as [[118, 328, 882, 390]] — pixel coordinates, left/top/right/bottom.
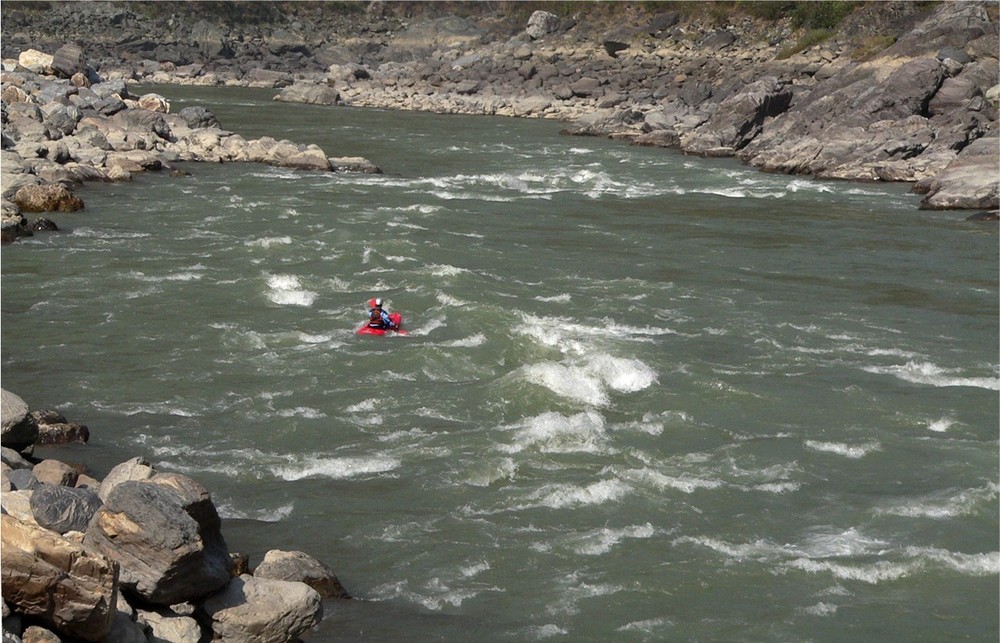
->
[[265, 273, 317, 307], [804, 440, 881, 459], [862, 361, 999, 390], [499, 410, 611, 455], [274, 454, 400, 480], [873, 482, 999, 519]]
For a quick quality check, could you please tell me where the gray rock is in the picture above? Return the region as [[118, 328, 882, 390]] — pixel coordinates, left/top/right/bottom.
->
[[8, 468, 39, 491], [29, 484, 102, 534], [525, 11, 560, 40], [84, 475, 231, 605], [1, 389, 37, 452]]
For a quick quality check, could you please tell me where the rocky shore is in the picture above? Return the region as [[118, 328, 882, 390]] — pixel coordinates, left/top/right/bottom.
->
[[2, 387, 350, 642], [2, 0, 996, 243]]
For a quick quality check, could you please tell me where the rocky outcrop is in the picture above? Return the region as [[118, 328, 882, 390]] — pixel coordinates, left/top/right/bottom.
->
[[0, 47, 381, 244], [0, 392, 343, 643]]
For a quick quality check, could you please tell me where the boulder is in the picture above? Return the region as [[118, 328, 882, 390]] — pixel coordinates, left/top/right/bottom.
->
[[135, 608, 202, 642], [1, 489, 38, 523], [17, 49, 52, 74], [1, 389, 37, 452], [84, 475, 231, 605], [178, 105, 220, 129], [1, 514, 118, 642], [274, 82, 341, 106], [201, 575, 322, 643], [31, 459, 79, 486], [98, 457, 156, 503], [8, 468, 40, 491], [329, 156, 382, 174], [253, 549, 351, 599], [136, 93, 170, 113], [919, 133, 1000, 210], [50, 44, 87, 79], [525, 11, 560, 40], [29, 484, 102, 534], [14, 184, 85, 213]]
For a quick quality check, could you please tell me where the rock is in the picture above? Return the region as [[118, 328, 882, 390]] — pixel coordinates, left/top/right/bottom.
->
[[50, 43, 87, 79], [525, 11, 560, 40], [282, 146, 332, 171], [29, 485, 102, 534], [683, 76, 792, 156], [1, 489, 38, 524], [17, 49, 52, 74], [30, 409, 89, 445], [31, 459, 79, 486], [135, 608, 202, 643], [966, 210, 999, 221], [178, 106, 220, 129], [84, 475, 231, 605], [329, 156, 382, 174], [274, 81, 341, 106], [14, 184, 84, 213], [29, 218, 59, 234], [8, 469, 40, 492], [254, 549, 351, 599], [245, 68, 294, 88], [1, 514, 118, 642], [201, 575, 322, 643], [136, 93, 170, 113], [1, 389, 37, 452], [919, 133, 1000, 210], [1, 446, 34, 470]]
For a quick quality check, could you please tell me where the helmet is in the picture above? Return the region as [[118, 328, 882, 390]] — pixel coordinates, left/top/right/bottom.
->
[[375, 297, 383, 307], [368, 298, 377, 309]]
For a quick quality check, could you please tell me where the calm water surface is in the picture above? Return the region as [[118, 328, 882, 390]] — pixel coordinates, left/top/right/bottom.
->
[[2, 86, 997, 641]]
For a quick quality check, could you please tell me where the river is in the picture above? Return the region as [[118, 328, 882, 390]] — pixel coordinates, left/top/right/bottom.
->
[[2, 86, 997, 641]]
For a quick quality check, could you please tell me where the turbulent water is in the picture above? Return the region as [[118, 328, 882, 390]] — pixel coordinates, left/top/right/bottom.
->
[[3, 86, 998, 641]]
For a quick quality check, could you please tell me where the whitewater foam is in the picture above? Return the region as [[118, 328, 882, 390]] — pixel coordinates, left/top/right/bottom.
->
[[274, 455, 400, 480], [265, 273, 317, 307], [862, 360, 1000, 390]]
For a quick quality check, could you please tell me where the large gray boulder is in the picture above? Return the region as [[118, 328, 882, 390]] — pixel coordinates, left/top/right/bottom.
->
[[201, 575, 322, 643], [1, 389, 37, 452], [84, 474, 231, 605], [254, 549, 351, 599], [1, 514, 118, 642]]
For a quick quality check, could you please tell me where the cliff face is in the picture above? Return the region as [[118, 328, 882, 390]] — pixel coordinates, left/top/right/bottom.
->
[[2, 1, 998, 211]]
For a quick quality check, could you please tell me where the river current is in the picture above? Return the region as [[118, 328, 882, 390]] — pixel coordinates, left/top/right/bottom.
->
[[2, 86, 998, 641]]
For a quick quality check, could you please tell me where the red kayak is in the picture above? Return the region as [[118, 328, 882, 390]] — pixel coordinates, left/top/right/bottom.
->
[[357, 312, 406, 336]]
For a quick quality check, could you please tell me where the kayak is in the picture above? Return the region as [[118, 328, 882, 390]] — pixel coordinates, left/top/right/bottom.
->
[[357, 312, 406, 336]]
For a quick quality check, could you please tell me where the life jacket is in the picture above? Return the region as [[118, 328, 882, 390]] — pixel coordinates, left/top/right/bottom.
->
[[368, 307, 385, 328]]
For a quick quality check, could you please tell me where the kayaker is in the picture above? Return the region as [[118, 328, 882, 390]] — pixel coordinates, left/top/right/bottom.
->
[[367, 297, 397, 330]]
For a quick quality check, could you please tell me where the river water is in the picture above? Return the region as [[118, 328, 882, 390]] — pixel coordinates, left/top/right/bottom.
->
[[2, 86, 998, 641]]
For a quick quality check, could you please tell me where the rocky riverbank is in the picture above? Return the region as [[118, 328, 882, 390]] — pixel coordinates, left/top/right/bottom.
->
[[2, 387, 349, 642], [2, 0, 996, 232]]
